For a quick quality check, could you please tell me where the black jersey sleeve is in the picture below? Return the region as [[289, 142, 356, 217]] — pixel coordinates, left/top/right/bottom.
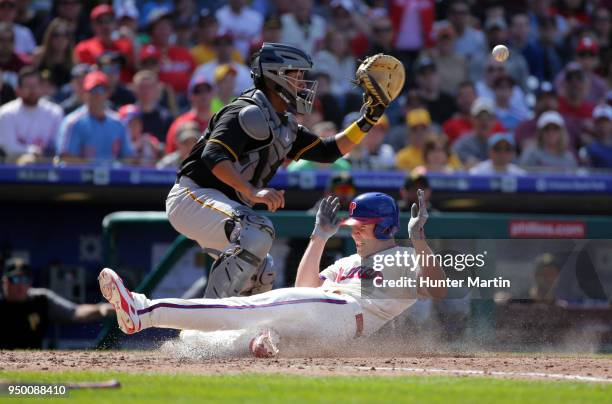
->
[[201, 104, 251, 170], [287, 125, 343, 163]]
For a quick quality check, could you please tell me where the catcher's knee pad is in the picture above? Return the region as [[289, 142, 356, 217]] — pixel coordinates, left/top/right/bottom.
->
[[204, 208, 275, 298]]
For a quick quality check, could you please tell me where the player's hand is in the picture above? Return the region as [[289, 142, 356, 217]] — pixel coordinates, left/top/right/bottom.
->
[[408, 189, 428, 240], [312, 196, 340, 241], [249, 188, 285, 212]]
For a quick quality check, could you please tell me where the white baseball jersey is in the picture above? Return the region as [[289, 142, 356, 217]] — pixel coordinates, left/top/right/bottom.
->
[[0, 98, 63, 156], [319, 246, 419, 322]]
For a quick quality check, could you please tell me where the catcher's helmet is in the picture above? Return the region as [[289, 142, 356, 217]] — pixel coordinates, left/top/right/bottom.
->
[[341, 192, 400, 240], [250, 43, 317, 114]]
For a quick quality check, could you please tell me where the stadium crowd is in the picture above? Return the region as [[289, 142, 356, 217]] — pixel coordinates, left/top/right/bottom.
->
[[0, 0, 611, 174]]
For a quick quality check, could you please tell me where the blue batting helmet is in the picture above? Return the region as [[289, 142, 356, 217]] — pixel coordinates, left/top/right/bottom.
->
[[341, 192, 400, 240]]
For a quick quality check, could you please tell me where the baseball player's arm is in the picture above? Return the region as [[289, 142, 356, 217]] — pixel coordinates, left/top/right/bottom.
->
[[414, 239, 447, 299], [295, 196, 340, 287], [294, 235, 326, 287]]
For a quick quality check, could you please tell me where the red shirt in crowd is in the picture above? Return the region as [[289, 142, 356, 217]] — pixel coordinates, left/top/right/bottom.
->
[[143, 45, 195, 94], [74, 37, 134, 82], [443, 115, 505, 144], [557, 96, 595, 120], [165, 110, 209, 154]]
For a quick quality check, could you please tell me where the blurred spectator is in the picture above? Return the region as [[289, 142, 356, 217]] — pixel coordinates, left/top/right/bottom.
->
[[519, 111, 577, 170], [157, 121, 199, 169], [249, 13, 283, 59], [0, 258, 113, 349], [280, 0, 326, 55], [453, 97, 497, 168], [442, 80, 503, 144], [529, 253, 561, 303], [0, 0, 34, 55], [97, 51, 136, 109], [509, 13, 546, 82], [0, 67, 63, 161], [448, 0, 486, 61], [389, 0, 435, 80], [192, 33, 252, 96], [424, 20, 467, 95], [413, 56, 457, 125], [412, 134, 457, 175], [396, 108, 461, 171], [192, 10, 243, 66], [328, 0, 370, 57], [173, 0, 197, 48], [492, 74, 531, 132], [557, 62, 595, 122], [0, 68, 16, 105], [527, 0, 569, 40], [74, 5, 134, 83], [398, 173, 433, 212], [139, 0, 173, 29], [119, 104, 162, 166], [141, 9, 195, 95], [555, 36, 607, 104], [314, 29, 357, 97], [32, 18, 73, 89], [132, 69, 173, 143], [537, 15, 565, 82], [515, 82, 582, 152], [367, 15, 400, 60], [311, 71, 343, 129], [592, 7, 611, 75], [347, 115, 395, 170], [210, 64, 237, 114], [0, 22, 30, 89], [215, 0, 263, 60], [469, 18, 529, 91], [138, 45, 179, 116], [52, 0, 88, 43], [14, 0, 47, 44], [59, 63, 90, 115], [165, 75, 214, 154], [580, 104, 612, 169], [469, 132, 526, 175], [475, 59, 529, 118], [56, 71, 133, 162]]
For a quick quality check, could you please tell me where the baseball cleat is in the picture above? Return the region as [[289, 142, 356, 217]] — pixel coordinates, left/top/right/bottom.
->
[[98, 268, 141, 334], [249, 329, 280, 358]]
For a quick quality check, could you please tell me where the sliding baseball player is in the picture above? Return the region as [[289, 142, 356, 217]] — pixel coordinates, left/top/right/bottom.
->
[[99, 190, 446, 357]]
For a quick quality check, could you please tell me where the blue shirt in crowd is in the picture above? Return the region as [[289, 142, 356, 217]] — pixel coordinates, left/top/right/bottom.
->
[[56, 106, 134, 160]]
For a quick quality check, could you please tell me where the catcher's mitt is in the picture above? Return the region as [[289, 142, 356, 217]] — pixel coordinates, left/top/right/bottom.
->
[[354, 54, 405, 108]]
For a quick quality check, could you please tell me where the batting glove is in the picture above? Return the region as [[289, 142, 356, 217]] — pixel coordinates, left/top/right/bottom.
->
[[408, 189, 429, 240], [312, 196, 341, 241]]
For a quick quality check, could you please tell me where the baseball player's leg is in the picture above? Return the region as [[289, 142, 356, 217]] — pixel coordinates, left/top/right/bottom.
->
[[166, 177, 276, 297], [100, 267, 360, 342]]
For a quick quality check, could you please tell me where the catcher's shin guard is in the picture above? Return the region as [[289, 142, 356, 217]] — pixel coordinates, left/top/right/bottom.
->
[[204, 209, 275, 298]]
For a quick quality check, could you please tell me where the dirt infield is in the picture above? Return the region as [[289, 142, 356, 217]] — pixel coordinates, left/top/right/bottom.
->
[[1, 350, 611, 383]]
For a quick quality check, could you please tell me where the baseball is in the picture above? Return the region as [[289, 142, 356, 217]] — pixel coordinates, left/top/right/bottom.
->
[[492, 44, 510, 62]]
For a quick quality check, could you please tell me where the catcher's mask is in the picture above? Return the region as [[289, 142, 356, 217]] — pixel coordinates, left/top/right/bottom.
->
[[341, 192, 400, 240], [251, 43, 318, 114]]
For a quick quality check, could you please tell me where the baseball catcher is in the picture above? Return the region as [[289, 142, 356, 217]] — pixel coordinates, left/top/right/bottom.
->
[[99, 190, 446, 356], [166, 43, 405, 298]]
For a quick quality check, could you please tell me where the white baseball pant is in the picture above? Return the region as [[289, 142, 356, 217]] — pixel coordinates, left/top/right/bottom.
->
[[131, 287, 366, 342]]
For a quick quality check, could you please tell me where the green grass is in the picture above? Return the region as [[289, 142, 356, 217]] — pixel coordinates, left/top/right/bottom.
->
[[1, 371, 611, 404]]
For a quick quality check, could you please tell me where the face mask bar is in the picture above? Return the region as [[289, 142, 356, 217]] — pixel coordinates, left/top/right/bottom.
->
[[277, 70, 318, 114]]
